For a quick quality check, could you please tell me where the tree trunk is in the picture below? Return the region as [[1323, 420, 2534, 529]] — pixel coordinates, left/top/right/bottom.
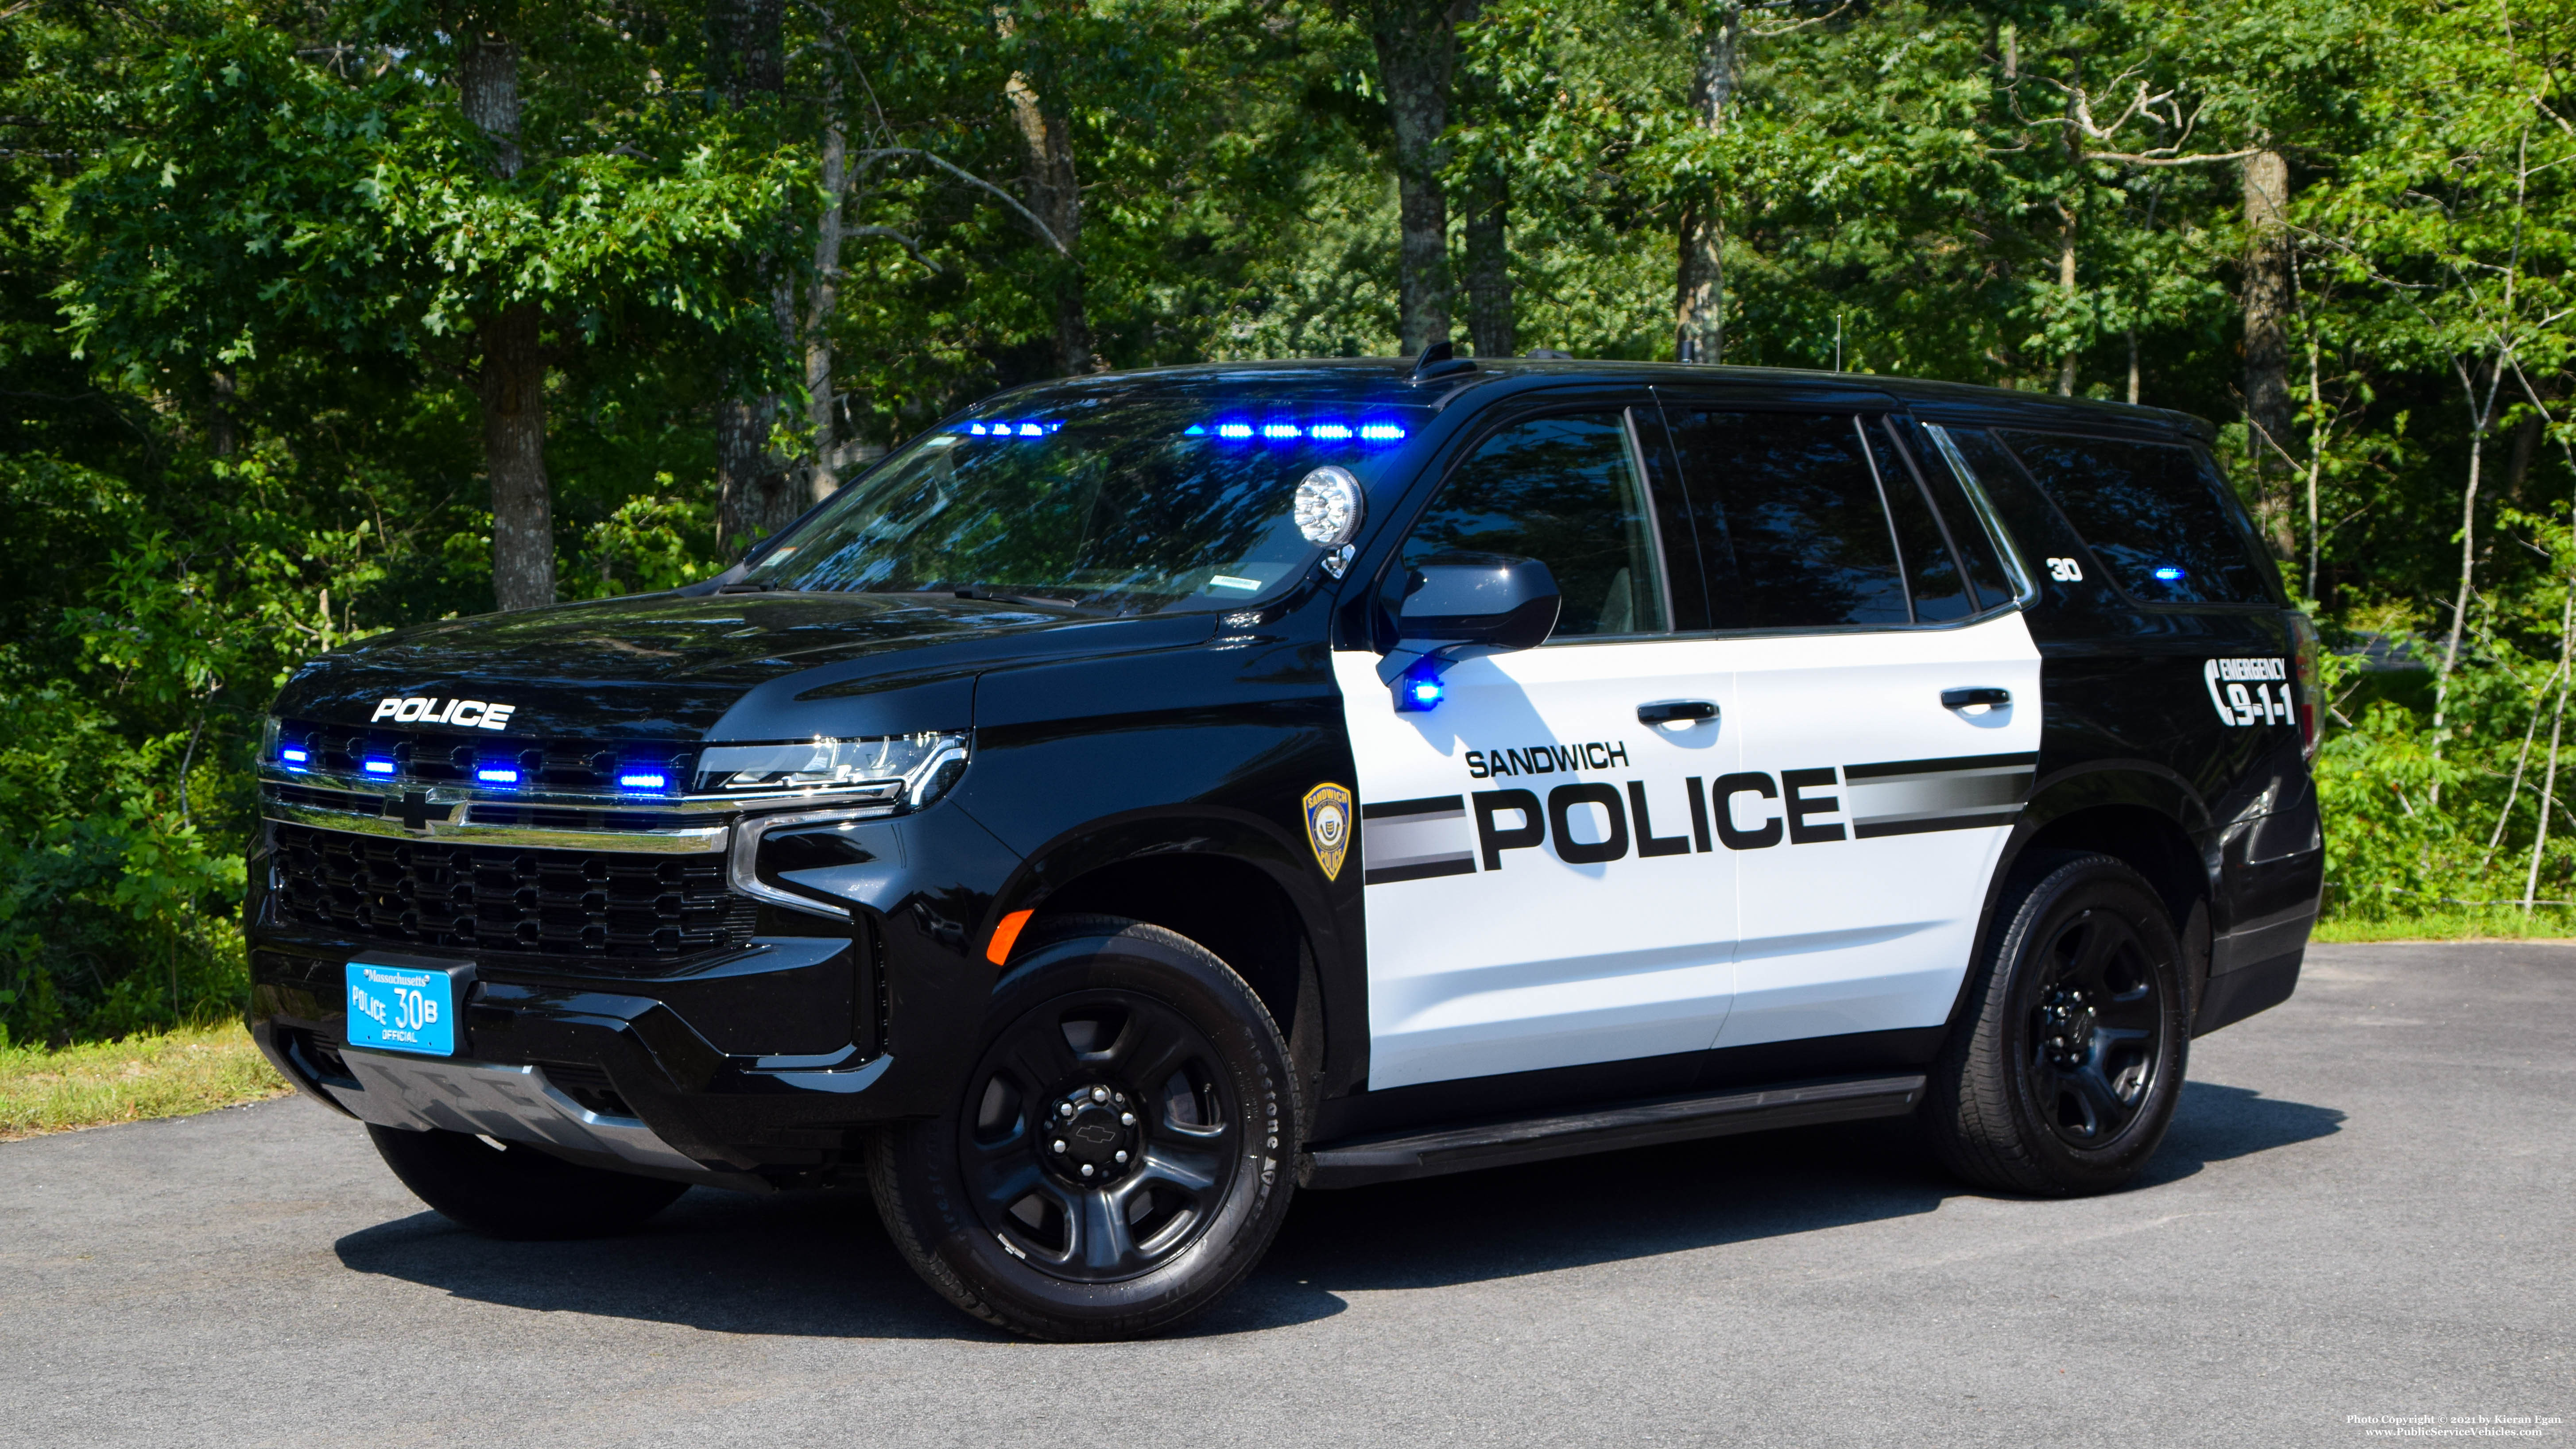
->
[[709, 0, 799, 554], [1676, 2, 1739, 363], [461, 34, 555, 611], [803, 106, 849, 506], [1460, 160, 1511, 357], [209, 369, 237, 457], [2242, 148, 2298, 560], [1369, 0, 1457, 355], [2055, 204, 2079, 396], [1003, 66, 1093, 375]]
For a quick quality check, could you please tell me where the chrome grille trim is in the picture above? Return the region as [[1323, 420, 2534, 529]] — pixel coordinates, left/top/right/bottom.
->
[[263, 800, 732, 854]]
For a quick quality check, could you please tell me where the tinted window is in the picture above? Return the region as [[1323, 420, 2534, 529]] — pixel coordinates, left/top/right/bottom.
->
[[1666, 410, 1909, 629], [1894, 417, 2018, 608], [1864, 423, 1972, 622], [1998, 433, 2274, 605], [1400, 413, 1670, 638]]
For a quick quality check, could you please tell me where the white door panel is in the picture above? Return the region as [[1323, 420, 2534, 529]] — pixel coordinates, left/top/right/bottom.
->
[[1334, 644, 1738, 1090], [1715, 609, 2042, 1049]]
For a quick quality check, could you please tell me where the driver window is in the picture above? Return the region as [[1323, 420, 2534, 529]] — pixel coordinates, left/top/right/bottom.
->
[[1397, 412, 1671, 639]]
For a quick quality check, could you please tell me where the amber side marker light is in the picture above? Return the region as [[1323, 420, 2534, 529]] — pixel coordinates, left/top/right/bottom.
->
[[987, 908, 1035, 966]]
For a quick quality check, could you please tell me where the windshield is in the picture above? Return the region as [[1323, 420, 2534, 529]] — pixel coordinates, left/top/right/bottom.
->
[[735, 394, 1426, 612]]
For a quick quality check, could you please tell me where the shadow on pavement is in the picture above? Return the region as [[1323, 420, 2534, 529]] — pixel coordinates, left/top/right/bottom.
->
[[333, 1078, 2341, 1341]]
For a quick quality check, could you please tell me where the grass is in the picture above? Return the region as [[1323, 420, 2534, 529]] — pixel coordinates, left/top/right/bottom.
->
[[2312, 909, 2576, 943], [0, 1021, 292, 1142]]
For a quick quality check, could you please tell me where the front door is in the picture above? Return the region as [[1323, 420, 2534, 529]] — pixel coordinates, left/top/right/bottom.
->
[[1336, 408, 1739, 1091]]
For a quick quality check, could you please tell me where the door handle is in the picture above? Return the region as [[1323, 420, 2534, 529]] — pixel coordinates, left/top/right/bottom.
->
[[1638, 699, 1720, 726], [1941, 687, 2012, 710]]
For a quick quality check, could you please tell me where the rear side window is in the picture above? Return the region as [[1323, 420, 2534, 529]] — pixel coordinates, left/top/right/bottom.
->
[[1401, 412, 1671, 638], [1998, 433, 2274, 605], [1664, 410, 1910, 629], [1863, 424, 1973, 622]]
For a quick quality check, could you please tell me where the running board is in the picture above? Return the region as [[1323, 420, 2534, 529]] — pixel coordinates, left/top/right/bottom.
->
[[1298, 1073, 1928, 1190]]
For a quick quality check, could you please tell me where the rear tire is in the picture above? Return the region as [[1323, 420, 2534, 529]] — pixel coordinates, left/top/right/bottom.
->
[[1926, 853, 2189, 1196], [367, 1125, 689, 1239], [870, 915, 1299, 1341]]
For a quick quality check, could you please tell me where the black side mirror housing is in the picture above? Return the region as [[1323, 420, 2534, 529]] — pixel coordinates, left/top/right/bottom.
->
[[1396, 555, 1561, 651]]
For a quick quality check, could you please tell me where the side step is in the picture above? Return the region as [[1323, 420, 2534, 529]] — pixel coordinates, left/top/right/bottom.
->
[[1298, 1073, 1928, 1190]]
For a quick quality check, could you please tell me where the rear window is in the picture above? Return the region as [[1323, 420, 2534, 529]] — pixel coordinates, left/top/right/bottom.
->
[[1996, 433, 2275, 605]]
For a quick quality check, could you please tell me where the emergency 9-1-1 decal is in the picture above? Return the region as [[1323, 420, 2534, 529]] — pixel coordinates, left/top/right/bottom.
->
[[2205, 657, 2292, 728], [1304, 783, 1353, 881], [1356, 750, 2035, 882]]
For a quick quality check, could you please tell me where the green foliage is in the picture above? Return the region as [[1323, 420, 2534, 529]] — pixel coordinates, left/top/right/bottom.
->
[[6, 0, 2576, 1044]]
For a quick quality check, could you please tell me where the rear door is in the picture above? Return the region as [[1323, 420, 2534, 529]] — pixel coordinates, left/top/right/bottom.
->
[[1335, 403, 1739, 1091], [1659, 403, 2042, 1050]]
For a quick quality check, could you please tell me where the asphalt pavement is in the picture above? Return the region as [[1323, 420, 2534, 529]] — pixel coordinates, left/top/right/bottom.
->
[[4, 941, 2571, 1447]]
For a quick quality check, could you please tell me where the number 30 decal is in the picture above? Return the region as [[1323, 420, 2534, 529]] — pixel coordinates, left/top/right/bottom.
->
[[2045, 556, 2084, 582]]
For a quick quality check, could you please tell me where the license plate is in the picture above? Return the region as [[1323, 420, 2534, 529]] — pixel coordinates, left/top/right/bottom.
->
[[345, 961, 458, 1056]]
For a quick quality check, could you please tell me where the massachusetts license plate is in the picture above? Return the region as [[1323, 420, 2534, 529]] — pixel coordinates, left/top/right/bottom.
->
[[345, 961, 457, 1056]]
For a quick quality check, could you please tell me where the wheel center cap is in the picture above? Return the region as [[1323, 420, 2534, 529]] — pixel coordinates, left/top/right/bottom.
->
[[2040, 987, 2096, 1070], [1043, 1086, 1138, 1183]]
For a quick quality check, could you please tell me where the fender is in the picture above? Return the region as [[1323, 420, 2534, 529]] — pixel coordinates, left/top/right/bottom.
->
[[972, 804, 1367, 1097], [1946, 758, 2215, 1033]]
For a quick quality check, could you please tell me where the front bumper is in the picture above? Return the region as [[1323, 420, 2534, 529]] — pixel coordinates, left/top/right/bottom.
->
[[247, 801, 1024, 1185]]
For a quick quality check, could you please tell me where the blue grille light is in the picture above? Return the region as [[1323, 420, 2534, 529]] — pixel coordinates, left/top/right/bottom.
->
[[618, 771, 670, 792], [2152, 566, 2185, 582], [279, 746, 309, 767], [476, 766, 521, 785], [362, 758, 396, 776], [1360, 423, 1407, 442]]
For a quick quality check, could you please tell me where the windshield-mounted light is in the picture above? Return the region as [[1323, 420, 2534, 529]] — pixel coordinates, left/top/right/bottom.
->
[[694, 731, 970, 810]]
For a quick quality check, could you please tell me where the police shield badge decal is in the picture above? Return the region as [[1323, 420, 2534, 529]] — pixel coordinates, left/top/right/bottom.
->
[[1304, 783, 1353, 881]]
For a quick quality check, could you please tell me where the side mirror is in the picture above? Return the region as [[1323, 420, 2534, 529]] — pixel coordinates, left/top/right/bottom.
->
[[1396, 554, 1561, 651], [1379, 555, 1561, 711]]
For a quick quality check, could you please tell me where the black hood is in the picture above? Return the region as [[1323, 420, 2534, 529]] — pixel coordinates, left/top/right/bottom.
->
[[269, 591, 1217, 740]]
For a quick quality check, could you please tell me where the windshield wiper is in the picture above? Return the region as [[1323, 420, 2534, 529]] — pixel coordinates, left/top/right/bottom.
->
[[949, 583, 1105, 612]]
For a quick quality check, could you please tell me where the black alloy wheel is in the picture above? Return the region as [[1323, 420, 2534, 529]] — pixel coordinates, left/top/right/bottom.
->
[[1925, 852, 2189, 1197], [2025, 905, 2168, 1148], [870, 916, 1298, 1341], [961, 989, 1242, 1280]]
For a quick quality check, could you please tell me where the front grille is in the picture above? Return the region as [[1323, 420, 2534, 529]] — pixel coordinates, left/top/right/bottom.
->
[[271, 823, 756, 961]]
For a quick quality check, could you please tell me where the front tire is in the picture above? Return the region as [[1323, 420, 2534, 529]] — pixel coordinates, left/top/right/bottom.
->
[[1926, 853, 2189, 1196], [870, 916, 1298, 1341], [367, 1125, 690, 1239]]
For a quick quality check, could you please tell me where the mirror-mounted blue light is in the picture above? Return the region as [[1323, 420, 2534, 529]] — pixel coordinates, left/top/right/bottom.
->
[[362, 758, 396, 776], [1408, 679, 1444, 707], [476, 766, 521, 786], [618, 771, 670, 792]]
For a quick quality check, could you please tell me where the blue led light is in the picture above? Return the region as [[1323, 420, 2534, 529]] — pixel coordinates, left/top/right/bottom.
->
[[1263, 423, 1302, 440], [618, 771, 669, 792], [2152, 566, 2185, 581], [279, 747, 309, 765], [1309, 422, 1353, 440], [362, 758, 396, 776], [1216, 423, 1255, 440], [968, 422, 990, 435], [1409, 679, 1444, 706], [476, 766, 521, 785], [1360, 423, 1407, 442], [1184, 424, 1207, 436]]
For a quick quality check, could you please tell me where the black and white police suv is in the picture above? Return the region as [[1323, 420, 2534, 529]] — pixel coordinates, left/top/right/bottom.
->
[[247, 349, 2324, 1340]]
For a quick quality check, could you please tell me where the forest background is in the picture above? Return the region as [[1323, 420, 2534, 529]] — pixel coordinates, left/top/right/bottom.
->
[[0, 0, 2568, 1047]]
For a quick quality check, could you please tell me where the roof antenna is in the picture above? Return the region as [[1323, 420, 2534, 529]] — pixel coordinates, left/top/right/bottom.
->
[[1411, 338, 1476, 381]]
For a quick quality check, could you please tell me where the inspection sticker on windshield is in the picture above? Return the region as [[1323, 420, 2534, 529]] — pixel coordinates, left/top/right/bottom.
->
[[345, 961, 457, 1056]]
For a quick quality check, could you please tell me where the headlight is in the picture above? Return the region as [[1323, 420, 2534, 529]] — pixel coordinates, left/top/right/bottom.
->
[[694, 731, 969, 808]]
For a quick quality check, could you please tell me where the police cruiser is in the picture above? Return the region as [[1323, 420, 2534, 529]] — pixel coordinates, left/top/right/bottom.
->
[[247, 349, 2324, 1340]]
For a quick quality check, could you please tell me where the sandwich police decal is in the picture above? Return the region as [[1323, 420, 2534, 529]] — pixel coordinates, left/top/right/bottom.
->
[[2204, 658, 2291, 727], [373, 696, 518, 730], [1304, 783, 1353, 882], [1359, 739, 2035, 883]]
